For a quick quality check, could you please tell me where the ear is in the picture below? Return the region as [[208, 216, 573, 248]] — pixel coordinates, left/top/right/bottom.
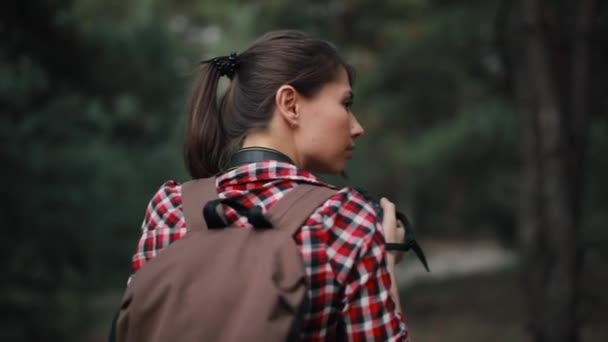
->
[[275, 85, 299, 127]]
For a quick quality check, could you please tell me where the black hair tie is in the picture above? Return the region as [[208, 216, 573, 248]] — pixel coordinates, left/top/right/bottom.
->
[[201, 52, 239, 80]]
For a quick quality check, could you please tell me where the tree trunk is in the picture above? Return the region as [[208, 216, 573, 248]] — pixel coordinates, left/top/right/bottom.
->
[[504, 0, 595, 341]]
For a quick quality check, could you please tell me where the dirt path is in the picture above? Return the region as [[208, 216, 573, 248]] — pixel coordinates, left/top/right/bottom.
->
[[396, 239, 517, 288]]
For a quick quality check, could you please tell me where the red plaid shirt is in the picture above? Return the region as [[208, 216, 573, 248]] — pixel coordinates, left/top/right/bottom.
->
[[131, 161, 409, 341]]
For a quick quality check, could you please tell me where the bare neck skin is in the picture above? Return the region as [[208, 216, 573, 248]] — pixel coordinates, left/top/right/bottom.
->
[[240, 111, 303, 167]]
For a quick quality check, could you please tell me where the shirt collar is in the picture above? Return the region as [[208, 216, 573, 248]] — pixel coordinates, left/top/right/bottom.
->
[[216, 160, 332, 189]]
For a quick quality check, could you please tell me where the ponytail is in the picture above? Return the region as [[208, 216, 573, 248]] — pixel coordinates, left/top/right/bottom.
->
[[183, 62, 227, 178], [183, 31, 355, 179]]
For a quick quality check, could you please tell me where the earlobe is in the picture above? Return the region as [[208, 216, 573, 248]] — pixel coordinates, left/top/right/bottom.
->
[[275, 85, 299, 126]]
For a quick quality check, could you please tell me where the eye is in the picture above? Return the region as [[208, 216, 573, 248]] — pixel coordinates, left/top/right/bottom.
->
[[343, 100, 354, 111]]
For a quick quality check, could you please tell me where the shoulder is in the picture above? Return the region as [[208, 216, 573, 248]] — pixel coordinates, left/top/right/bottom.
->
[[314, 187, 385, 283], [142, 180, 184, 229], [318, 186, 380, 236], [151, 180, 182, 204], [153, 180, 182, 202], [132, 180, 187, 273]]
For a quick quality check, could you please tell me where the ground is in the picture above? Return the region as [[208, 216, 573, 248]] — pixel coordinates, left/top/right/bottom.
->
[[399, 239, 608, 342], [86, 239, 608, 341]]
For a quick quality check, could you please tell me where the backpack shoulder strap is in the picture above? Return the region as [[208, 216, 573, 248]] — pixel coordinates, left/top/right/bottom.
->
[[267, 184, 337, 236], [182, 177, 218, 232]]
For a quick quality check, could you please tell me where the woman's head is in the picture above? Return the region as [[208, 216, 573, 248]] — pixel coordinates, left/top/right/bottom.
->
[[184, 30, 364, 178]]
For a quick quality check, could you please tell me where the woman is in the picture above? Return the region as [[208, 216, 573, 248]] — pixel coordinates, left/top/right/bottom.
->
[[131, 30, 409, 341]]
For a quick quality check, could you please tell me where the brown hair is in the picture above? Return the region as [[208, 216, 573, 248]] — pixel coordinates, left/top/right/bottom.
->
[[184, 30, 355, 178]]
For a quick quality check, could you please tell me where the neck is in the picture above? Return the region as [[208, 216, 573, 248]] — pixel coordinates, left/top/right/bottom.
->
[[241, 131, 301, 168]]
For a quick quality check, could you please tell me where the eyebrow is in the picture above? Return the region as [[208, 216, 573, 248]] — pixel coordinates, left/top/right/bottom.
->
[[344, 90, 354, 100]]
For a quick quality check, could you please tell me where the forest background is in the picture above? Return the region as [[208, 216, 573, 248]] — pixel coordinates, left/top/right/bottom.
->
[[2, 0, 607, 341]]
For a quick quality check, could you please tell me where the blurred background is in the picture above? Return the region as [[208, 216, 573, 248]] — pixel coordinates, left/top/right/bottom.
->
[[2, 0, 607, 341]]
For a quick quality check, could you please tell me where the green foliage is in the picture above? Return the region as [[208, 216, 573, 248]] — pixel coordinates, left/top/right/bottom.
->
[[398, 98, 518, 241], [2, 0, 607, 340], [1, 1, 191, 340]]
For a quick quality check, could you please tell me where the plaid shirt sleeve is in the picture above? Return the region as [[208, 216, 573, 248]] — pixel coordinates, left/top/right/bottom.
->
[[131, 180, 186, 274], [323, 188, 409, 341]]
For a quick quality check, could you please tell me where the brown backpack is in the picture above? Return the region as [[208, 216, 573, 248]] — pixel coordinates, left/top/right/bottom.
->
[[112, 178, 336, 342]]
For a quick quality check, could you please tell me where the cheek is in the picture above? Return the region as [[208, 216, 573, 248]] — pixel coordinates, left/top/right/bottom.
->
[[309, 113, 347, 144], [319, 104, 350, 131], [298, 112, 351, 173], [299, 103, 350, 150], [331, 112, 352, 139]]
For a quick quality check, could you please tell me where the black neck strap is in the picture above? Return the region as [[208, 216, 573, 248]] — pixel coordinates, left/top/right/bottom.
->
[[227, 147, 295, 169]]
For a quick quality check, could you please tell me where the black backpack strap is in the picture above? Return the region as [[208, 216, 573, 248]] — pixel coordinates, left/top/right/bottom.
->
[[267, 184, 337, 236], [182, 177, 218, 232]]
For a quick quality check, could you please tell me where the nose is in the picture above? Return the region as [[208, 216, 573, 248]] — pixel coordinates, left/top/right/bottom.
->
[[350, 114, 364, 139]]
